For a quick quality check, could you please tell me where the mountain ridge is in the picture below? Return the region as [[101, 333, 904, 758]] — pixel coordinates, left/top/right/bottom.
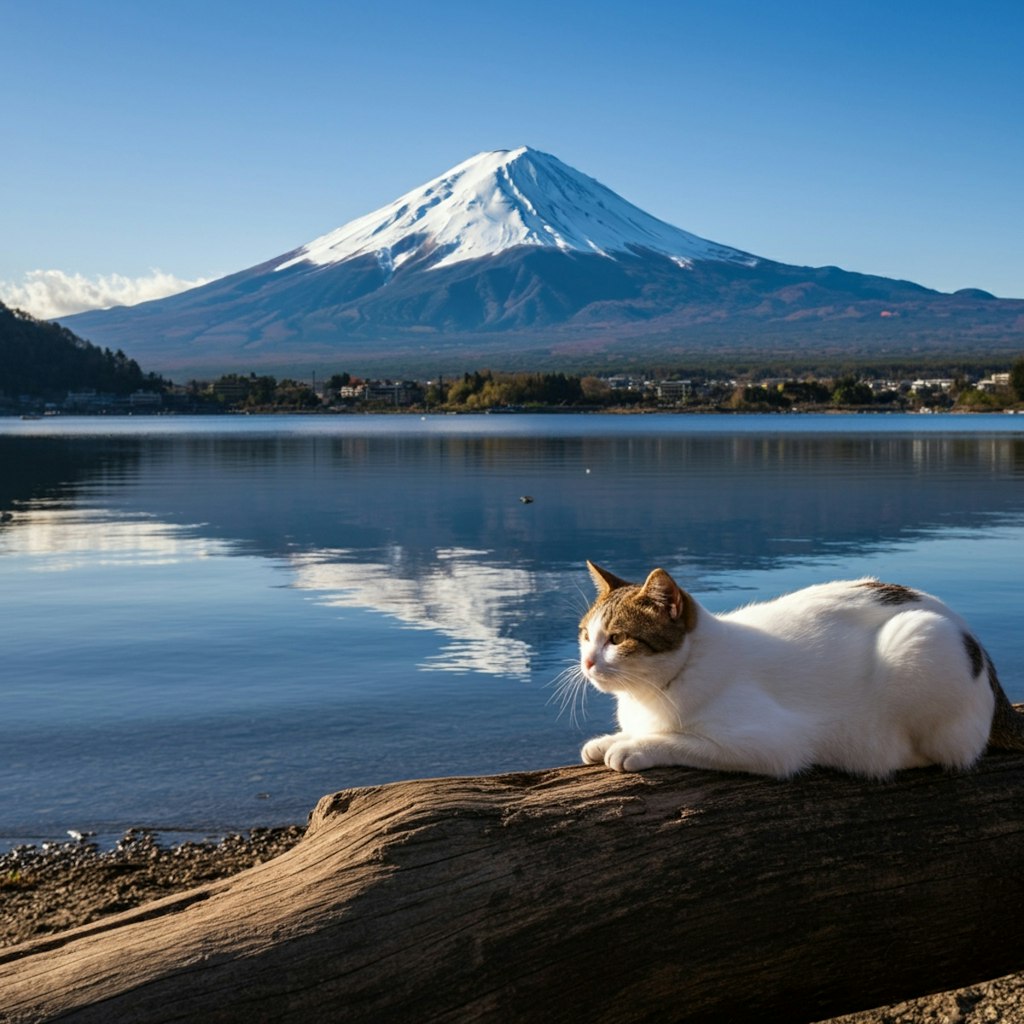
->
[[62, 148, 1024, 376]]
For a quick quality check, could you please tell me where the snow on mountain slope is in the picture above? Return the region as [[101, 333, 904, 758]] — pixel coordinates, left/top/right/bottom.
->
[[275, 147, 758, 275]]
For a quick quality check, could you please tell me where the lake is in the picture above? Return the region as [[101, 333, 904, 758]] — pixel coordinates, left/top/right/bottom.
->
[[2, 412, 1023, 849]]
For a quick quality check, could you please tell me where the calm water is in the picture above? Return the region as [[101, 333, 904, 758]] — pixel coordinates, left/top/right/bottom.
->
[[2, 413, 1023, 848]]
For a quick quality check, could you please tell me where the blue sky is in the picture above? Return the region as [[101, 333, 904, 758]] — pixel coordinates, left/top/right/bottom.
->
[[2, 0, 1022, 317]]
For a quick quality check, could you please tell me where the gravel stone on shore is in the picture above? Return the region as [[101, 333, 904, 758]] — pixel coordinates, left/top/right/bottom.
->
[[0, 825, 304, 948]]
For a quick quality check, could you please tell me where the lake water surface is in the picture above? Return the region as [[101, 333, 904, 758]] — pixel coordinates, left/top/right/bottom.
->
[[2, 413, 1023, 848]]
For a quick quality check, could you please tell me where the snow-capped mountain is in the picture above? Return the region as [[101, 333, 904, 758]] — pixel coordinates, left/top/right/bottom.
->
[[273, 147, 757, 274], [63, 148, 1022, 375]]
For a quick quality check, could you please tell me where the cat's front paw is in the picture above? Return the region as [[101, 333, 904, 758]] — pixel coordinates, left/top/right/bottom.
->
[[581, 734, 618, 765], [604, 739, 657, 773]]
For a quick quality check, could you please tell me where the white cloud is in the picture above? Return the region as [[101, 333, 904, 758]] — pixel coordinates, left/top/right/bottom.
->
[[0, 268, 211, 320]]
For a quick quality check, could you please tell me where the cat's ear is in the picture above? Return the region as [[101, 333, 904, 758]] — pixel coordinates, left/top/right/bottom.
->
[[587, 561, 629, 596], [641, 568, 695, 628]]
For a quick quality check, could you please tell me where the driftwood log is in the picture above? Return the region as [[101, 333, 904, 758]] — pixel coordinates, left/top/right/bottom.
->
[[3, 750, 1024, 1024]]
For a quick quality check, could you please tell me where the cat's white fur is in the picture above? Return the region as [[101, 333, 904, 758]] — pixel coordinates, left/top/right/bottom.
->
[[580, 572, 998, 778]]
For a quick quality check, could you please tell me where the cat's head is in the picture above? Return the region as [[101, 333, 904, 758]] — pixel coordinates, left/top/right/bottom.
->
[[579, 562, 697, 695]]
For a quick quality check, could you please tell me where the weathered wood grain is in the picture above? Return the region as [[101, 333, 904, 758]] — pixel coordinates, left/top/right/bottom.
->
[[3, 747, 1024, 1024]]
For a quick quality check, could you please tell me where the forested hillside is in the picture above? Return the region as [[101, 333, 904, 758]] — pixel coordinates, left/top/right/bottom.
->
[[0, 302, 164, 400]]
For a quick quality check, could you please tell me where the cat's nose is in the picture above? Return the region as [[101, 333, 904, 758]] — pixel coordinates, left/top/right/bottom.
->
[[583, 656, 595, 670]]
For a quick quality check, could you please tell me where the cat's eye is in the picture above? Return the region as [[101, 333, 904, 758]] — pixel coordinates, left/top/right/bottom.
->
[[608, 632, 625, 645], [580, 627, 589, 641]]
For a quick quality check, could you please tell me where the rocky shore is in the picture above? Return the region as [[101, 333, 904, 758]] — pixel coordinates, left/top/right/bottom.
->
[[2, 827, 1020, 1022], [0, 826, 304, 948]]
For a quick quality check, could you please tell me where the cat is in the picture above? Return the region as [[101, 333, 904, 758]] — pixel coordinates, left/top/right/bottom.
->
[[577, 561, 1024, 778]]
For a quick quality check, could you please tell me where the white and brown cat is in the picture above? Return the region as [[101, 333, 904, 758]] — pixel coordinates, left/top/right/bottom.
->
[[578, 562, 1024, 778]]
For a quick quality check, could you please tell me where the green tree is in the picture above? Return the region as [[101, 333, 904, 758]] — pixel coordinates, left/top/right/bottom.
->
[[780, 380, 831, 405], [736, 385, 790, 409], [956, 387, 1000, 410], [831, 377, 874, 407], [246, 376, 277, 407], [0, 301, 165, 400], [274, 379, 319, 408], [580, 376, 612, 403], [1011, 357, 1024, 401]]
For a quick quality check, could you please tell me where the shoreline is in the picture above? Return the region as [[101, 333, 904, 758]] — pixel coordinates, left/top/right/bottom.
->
[[4, 404, 1023, 418], [0, 822, 299, 856], [0, 825, 304, 949]]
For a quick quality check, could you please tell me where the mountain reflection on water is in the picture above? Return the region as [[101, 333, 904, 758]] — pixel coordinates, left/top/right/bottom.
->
[[289, 547, 538, 677]]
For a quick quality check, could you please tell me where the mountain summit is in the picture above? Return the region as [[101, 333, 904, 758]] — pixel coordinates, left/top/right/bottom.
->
[[274, 147, 757, 275], [63, 149, 1022, 375]]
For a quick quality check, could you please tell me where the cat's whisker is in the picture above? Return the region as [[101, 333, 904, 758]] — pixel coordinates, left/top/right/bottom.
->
[[557, 585, 591, 623], [546, 668, 575, 710], [546, 662, 592, 728], [568, 579, 592, 614]]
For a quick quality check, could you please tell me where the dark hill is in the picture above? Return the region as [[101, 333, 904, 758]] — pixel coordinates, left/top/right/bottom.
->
[[0, 301, 163, 400]]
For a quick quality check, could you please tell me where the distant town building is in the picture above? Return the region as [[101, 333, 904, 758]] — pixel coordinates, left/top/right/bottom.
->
[[656, 380, 693, 402], [129, 390, 162, 408], [910, 378, 955, 393], [65, 390, 114, 409], [977, 372, 1012, 392], [210, 379, 249, 402], [603, 375, 647, 392], [364, 380, 422, 406]]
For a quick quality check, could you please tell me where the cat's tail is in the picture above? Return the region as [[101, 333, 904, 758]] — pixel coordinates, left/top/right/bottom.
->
[[986, 659, 1024, 752]]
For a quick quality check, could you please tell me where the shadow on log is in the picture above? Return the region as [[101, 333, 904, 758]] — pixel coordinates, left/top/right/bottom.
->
[[3, 749, 1024, 1024]]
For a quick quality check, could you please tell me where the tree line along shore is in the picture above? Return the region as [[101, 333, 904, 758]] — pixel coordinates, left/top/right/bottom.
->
[[3, 297, 1023, 415], [27, 360, 1024, 416]]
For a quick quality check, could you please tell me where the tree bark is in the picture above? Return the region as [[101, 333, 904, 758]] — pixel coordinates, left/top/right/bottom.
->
[[3, 749, 1024, 1024]]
